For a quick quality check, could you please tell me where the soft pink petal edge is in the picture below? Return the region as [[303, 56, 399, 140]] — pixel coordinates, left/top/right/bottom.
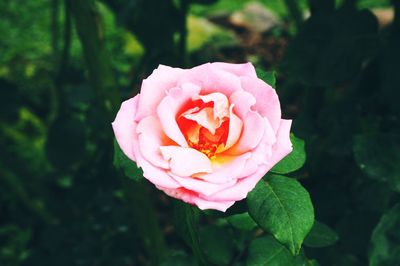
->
[[112, 95, 139, 162], [135, 65, 186, 120], [211, 62, 257, 78]]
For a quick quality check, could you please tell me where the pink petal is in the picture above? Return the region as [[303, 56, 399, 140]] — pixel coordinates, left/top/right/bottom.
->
[[240, 76, 281, 132], [178, 63, 242, 97], [197, 92, 229, 120], [224, 105, 243, 150], [184, 107, 219, 134], [168, 172, 236, 196], [240, 117, 277, 175], [269, 119, 293, 165], [206, 165, 269, 201], [157, 83, 201, 147], [211, 62, 257, 78], [194, 152, 252, 184], [112, 96, 139, 161], [193, 198, 235, 212], [160, 146, 212, 176], [133, 139, 180, 189], [136, 116, 170, 169], [159, 187, 199, 205], [159, 187, 235, 212], [229, 90, 256, 119], [136, 65, 186, 120], [227, 111, 265, 155]]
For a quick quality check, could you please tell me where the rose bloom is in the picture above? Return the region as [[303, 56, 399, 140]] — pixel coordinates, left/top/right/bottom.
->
[[112, 62, 292, 211]]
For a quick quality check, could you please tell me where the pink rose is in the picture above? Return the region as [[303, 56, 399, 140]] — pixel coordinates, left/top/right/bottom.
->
[[112, 62, 292, 211]]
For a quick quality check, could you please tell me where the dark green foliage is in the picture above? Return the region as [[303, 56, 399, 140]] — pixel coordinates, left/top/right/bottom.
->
[[304, 221, 339, 248], [369, 204, 400, 266], [199, 226, 235, 265], [46, 115, 86, 171], [353, 133, 400, 192], [282, 5, 379, 87], [226, 212, 257, 231]]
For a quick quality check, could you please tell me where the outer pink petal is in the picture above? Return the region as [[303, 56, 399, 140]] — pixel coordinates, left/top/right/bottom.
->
[[157, 83, 201, 147], [136, 116, 169, 169], [269, 119, 293, 165], [195, 152, 252, 184], [160, 146, 212, 176], [229, 90, 256, 119], [112, 96, 139, 161], [239, 117, 277, 179], [178, 63, 242, 97], [160, 187, 235, 212], [211, 62, 257, 78], [136, 65, 186, 120], [193, 198, 235, 212], [240, 76, 281, 132], [227, 111, 265, 155], [133, 139, 180, 189], [168, 172, 236, 196], [205, 165, 269, 202]]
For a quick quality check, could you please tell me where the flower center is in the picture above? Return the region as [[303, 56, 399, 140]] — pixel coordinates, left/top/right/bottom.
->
[[188, 122, 228, 158], [177, 98, 229, 158]]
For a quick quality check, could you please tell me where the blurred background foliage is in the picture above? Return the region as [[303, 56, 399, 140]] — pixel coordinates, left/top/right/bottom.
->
[[0, 0, 399, 265]]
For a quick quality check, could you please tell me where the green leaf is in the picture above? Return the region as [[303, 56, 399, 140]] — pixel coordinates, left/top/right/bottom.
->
[[271, 134, 306, 174], [256, 68, 276, 89], [353, 133, 400, 192], [304, 220, 339, 248], [369, 204, 400, 266], [247, 235, 294, 266], [247, 175, 314, 255], [113, 139, 143, 181], [226, 212, 258, 231], [199, 226, 235, 265]]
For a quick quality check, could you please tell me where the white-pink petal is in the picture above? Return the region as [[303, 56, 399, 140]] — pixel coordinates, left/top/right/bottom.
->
[[184, 107, 220, 134], [197, 92, 229, 120], [160, 146, 212, 176]]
